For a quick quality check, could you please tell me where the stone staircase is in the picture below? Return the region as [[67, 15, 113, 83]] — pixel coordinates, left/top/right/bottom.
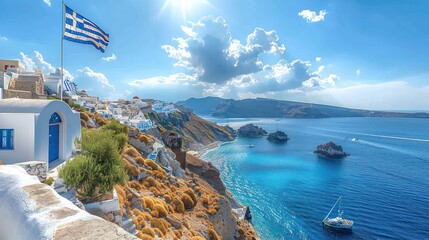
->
[[121, 215, 138, 236]]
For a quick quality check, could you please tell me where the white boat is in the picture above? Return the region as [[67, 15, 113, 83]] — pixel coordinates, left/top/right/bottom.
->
[[352, 138, 359, 142], [322, 196, 353, 231], [249, 144, 255, 148]]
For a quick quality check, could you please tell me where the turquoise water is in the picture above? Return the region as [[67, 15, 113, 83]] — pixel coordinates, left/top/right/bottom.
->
[[202, 117, 429, 240]]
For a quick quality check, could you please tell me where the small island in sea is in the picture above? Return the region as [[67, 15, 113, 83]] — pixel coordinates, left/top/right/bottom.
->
[[237, 124, 268, 137], [314, 141, 350, 158], [267, 131, 290, 143]]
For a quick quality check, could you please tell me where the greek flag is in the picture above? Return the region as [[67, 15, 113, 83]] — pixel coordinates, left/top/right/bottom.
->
[[64, 79, 77, 94], [64, 5, 109, 52]]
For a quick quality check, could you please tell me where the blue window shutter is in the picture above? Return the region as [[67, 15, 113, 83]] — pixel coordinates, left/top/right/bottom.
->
[[0, 129, 14, 150]]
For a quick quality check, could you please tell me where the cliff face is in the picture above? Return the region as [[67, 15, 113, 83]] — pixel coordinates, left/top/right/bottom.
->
[[148, 110, 235, 150], [118, 145, 259, 240]]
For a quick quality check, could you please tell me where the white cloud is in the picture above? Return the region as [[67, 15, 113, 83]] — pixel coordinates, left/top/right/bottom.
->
[[356, 69, 361, 75], [102, 54, 117, 62], [20, 52, 36, 71], [302, 74, 339, 88], [298, 10, 327, 23], [315, 57, 322, 62], [162, 16, 285, 84], [128, 73, 197, 88], [43, 0, 51, 7], [19, 51, 74, 80], [34, 51, 55, 72], [153, 15, 343, 100], [78, 67, 115, 89], [0, 36, 7, 41], [303, 81, 429, 110]]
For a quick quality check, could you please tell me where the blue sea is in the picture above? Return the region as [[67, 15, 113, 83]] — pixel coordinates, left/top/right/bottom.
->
[[201, 117, 429, 240]]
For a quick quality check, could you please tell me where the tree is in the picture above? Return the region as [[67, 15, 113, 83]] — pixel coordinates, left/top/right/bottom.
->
[[60, 128, 128, 202]]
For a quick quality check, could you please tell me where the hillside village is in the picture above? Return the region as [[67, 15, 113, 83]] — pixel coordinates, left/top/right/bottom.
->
[[0, 59, 258, 240]]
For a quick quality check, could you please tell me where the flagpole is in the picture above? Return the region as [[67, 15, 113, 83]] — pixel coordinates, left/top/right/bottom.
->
[[60, 0, 65, 101]]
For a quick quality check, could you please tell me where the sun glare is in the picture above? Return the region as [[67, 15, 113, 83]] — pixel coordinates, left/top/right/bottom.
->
[[161, 0, 211, 20]]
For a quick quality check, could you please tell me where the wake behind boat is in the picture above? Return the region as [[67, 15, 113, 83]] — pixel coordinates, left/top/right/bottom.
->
[[322, 196, 353, 231]]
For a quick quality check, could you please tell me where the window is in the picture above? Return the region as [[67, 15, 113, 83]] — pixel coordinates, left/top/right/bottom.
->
[[0, 129, 14, 150], [49, 112, 62, 124]]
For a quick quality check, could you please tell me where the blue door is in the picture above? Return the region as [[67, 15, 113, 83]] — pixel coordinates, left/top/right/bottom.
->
[[49, 124, 59, 163]]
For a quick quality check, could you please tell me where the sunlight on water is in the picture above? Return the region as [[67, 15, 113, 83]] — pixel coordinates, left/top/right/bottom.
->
[[202, 117, 429, 240]]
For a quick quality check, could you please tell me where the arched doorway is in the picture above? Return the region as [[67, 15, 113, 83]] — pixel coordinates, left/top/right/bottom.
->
[[49, 112, 62, 163]]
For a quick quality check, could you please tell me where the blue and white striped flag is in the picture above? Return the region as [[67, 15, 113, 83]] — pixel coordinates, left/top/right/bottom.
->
[[64, 5, 109, 52], [64, 79, 77, 94]]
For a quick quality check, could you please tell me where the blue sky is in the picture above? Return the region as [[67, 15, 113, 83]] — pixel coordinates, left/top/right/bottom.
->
[[1, 0, 429, 110]]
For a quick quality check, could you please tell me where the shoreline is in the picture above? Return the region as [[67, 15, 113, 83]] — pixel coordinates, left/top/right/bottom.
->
[[192, 139, 254, 222], [191, 140, 235, 158]]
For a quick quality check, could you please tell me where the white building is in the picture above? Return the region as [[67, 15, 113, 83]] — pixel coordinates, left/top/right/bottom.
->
[[0, 99, 81, 169], [44, 69, 62, 95], [152, 101, 176, 114]]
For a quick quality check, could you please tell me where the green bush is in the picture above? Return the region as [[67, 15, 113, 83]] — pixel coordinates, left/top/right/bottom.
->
[[60, 129, 128, 202], [43, 177, 55, 186], [103, 119, 129, 135]]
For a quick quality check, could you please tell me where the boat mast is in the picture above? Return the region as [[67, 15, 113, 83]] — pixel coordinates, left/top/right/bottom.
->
[[323, 196, 341, 221]]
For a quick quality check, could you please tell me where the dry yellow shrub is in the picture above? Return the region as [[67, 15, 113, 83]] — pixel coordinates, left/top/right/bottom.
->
[[154, 168, 167, 179], [208, 228, 222, 240], [184, 188, 198, 203], [194, 186, 201, 195], [141, 227, 155, 237], [140, 234, 154, 240], [80, 112, 90, 121], [115, 185, 127, 214], [173, 230, 182, 238], [196, 211, 206, 218], [173, 198, 185, 213], [143, 196, 155, 210], [181, 193, 195, 209], [135, 215, 146, 229], [153, 228, 165, 239], [143, 177, 159, 188], [206, 208, 218, 215], [149, 186, 160, 196], [138, 134, 150, 144], [202, 195, 210, 205], [168, 205, 174, 213], [191, 237, 207, 240], [151, 210, 159, 218], [154, 204, 168, 218], [150, 218, 170, 235], [144, 159, 159, 170], [135, 156, 146, 165], [128, 180, 142, 190], [124, 147, 142, 158], [80, 119, 87, 128], [164, 194, 172, 203]]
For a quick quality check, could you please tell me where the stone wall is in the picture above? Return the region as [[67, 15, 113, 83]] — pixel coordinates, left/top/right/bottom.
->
[[84, 189, 122, 224], [15, 161, 47, 182], [0, 165, 137, 240], [4, 89, 32, 99]]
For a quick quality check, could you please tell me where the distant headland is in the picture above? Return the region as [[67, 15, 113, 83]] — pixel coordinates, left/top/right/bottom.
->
[[177, 97, 429, 119]]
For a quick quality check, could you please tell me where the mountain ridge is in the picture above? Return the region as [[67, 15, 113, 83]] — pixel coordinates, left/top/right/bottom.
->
[[177, 97, 429, 118]]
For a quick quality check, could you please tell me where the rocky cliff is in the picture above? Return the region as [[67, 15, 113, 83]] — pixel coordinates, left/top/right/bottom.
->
[[118, 145, 259, 240], [147, 110, 235, 150]]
